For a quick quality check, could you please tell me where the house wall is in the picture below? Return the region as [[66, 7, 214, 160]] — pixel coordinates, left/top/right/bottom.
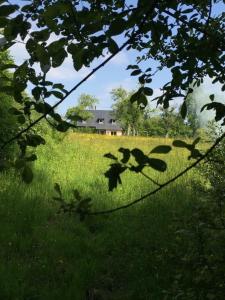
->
[[116, 131, 122, 136], [106, 130, 123, 136]]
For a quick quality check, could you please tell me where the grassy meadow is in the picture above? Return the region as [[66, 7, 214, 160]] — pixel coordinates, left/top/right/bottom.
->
[[0, 133, 216, 299]]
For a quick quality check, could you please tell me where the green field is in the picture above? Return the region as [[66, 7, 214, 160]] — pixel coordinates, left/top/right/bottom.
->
[[0, 133, 221, 299]]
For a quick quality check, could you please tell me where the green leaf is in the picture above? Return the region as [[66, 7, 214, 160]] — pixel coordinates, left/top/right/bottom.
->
[[131, 69, 141, 76], [143, 87, 153, 96], [31, 29, 50, 41], [67, 43, 83, 71], [51, 90, 64, 99], [56, 121, 70, 132], [32, 87, 42, 101], [35, 102, 52, 114], [26, 134, 46, 147], [108, 38, 119, 54], [180, 101, 187, 119], [0, 5, 19, 17], [52, 83, 65, 90], [209, 94, 215, 101], [139, 75, 146, 84], [22, 165, 33, 184], [108, 18, 127, 36], [150, 145, 172, 154], [148, 158, 167, 172]]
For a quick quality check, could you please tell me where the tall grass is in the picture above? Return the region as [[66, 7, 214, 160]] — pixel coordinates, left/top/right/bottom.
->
[[0, 133, 206, 299]]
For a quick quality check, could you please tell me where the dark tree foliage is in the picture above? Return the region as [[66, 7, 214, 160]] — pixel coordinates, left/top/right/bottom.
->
[[0, 50, 19, 163], [0, 0, 224, 185]]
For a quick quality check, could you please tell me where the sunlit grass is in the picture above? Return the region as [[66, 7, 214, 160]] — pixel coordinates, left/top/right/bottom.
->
[[0, 133, 205, 299]]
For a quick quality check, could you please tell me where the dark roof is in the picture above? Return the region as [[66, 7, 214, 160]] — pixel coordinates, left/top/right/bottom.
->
[[76, 110, 123, 131]]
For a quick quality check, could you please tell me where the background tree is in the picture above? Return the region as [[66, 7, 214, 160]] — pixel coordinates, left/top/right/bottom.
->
[[65, 94, 99, 125], [111, 87, 146, 136], [0, 50, 19, 162], [141, 109, 192, 137]]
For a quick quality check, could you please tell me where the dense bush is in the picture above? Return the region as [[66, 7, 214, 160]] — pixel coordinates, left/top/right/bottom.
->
[[0, 51, 19, 162], [165, 124, 225, 299]]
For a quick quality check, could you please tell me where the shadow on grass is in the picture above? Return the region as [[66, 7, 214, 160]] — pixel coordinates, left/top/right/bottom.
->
[[0, 169, 209, 300]]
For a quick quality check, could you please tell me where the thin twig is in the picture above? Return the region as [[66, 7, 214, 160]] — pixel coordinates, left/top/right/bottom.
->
[[140, 171, 162, 187]]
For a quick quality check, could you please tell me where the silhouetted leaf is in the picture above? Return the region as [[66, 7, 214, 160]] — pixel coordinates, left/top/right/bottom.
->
[[148, 158, 167, 172], [108, 18, 127, 36], [192, 137, 201, 147], [173, 140, 189, 148], [108, 38, 119, 54], [131, 148, 148, 165], [143, 87, 153, 96], [150, 145, 172, 154], [119, 148, 130, 163], [56, 121, 70, 132], [209, 94, 215, 101], [26, 134, 46, 147], [180, 101, 187, 119], [131, 69, 141, 76], [201, 102, 225, 122], [104, 153, 117, 160], [0, 5, 18, 17]]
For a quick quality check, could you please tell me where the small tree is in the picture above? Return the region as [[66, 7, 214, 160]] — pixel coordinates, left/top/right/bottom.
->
[[65, 94, 99, 125], [111, 87, 146, 136]]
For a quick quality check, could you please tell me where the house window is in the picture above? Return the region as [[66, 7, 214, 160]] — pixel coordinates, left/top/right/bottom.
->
[[97, 118, 104, 124], [110, 119, 116, 124], [111, 131, 116, 136]]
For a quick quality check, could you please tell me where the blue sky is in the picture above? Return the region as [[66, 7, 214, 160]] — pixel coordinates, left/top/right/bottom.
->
[[9, 0, 225, 115]]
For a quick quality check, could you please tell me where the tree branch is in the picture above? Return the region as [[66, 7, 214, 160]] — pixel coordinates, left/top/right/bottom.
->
[[88, 132, 225, 215]]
